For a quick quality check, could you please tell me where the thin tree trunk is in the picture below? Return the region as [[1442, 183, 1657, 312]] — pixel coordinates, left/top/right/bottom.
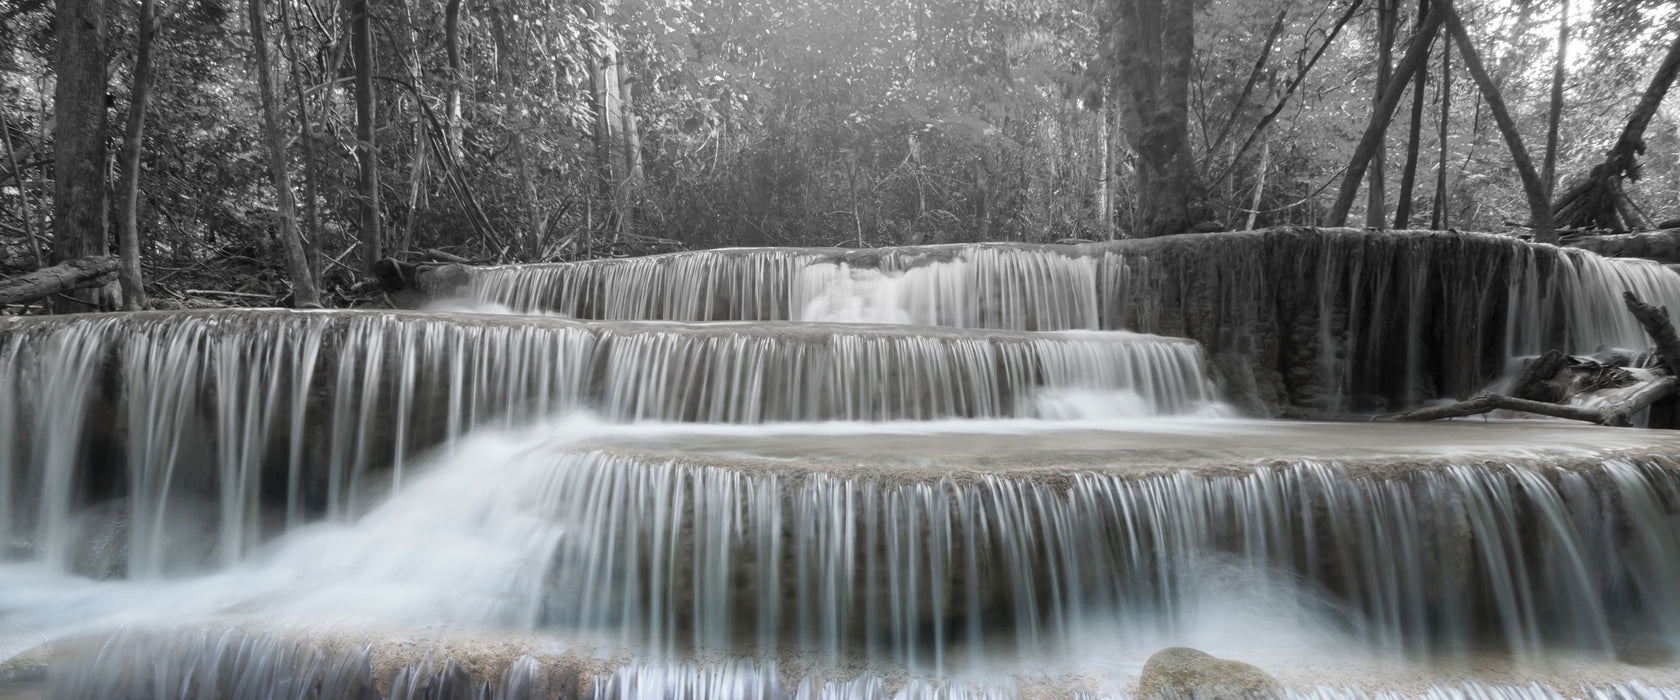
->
[[1206, 8, 1285, 159], [1541, 0, 1568, 200], [1366, 0, 1396, 227], [1215, 0, 1362, 188], [1328, 7, 1444, 227], [444, 0, 464, 162], [280, 0, 323, 282], [1431, 35, 1451, 230], [1395, 0, 1431, 228], [400, 0, 426, 257], [1551, 23, 1680, 230], [1438, 0, 1554, 241], [1, 116, 42, 267], [348, 0, 382, 272], [1247, 140, 1269, 230], [251, 0, 322, 306], [52, 0, 110, 312], [116, 0, 157, 310], [488, 0, 540, 258], [617, 59, 642, 237]]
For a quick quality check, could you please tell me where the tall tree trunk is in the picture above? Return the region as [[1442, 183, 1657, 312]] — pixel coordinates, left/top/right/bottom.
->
[[444, 0, 464, 162], [1329, 7, 1444, 227], [1431, 35, 1451, 230], [52, 0, 109, 312], [251, 0, 322, 306], [348, 0, 382, 272], [1394, 0, 1432, 228], [1366, 0, 1397, 227], [617, 59, 642, 237], [1438, 0, 1554, 241], [280, 0, 323, 282], [400, 0, 427, 257], [1541, 0, 1568, 200], [1113, 0, 1195, 238], [116, 0, 157, 311], [488, 0, 539, 259]]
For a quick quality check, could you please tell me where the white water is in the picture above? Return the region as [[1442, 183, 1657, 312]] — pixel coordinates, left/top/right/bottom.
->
[[8, 415, 1680, 697]]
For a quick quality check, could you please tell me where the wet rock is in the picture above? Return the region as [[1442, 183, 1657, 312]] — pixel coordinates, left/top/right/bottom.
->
[[0, 644, 52, 683], [1136, 647, 1280, 699]]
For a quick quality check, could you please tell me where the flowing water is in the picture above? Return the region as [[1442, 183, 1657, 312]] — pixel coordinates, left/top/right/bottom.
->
[[7, 230, 1680, 698]]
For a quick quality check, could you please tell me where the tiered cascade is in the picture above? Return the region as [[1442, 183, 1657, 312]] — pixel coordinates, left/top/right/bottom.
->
[[5, 228, 1680, 699]]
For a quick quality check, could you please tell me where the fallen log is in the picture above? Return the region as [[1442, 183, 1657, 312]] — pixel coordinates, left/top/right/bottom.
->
[[1566, 228, 1680, 263], [0, 256, 120, 306], [1384, 377, 1678, 427]]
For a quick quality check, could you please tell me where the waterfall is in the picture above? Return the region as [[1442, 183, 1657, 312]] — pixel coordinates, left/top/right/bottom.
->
[[459, 229, 1680, 412], [0, 309, 1221, 576], [11, 228, 1680, 698]]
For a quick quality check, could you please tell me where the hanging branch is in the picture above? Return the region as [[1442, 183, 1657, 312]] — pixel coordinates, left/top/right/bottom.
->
[[1211, 0, 1363, 188]]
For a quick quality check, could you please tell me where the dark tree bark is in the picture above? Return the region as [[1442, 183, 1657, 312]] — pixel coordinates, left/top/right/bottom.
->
[[52, 0, 110, 312], [1541, 0, 1568, 200], [1394, 0, 1432, 228], [1552, 28, 1680, 231], [444, 0, 464, 162], [1438, 0, 1555, 242], [1623, 291, 1680, 375], [1328, 7, 1444, 226], [1431, 35, 1452, 230], [116, 0, 157, 311], [251, 0, 322, 307], [348, 0, 382, 272], [1366, 0, 1397, 228], [1113, 0, 1195, 238]]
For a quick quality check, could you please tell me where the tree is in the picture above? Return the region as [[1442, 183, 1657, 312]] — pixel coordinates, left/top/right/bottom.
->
[[1552, 26, 1680, 232], [249, 0, 321, 306], [51, 0, 109, 310], [1111, 0, 1196, 237], [347, 0, 381, 272], [116, 0, 158, 310]]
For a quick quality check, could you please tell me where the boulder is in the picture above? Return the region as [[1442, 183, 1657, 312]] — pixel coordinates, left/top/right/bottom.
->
[[1136, 647, 1281, 699]]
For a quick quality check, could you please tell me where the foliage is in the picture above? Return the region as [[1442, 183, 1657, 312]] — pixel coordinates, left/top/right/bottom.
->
[[4, 0, 1680, 304]]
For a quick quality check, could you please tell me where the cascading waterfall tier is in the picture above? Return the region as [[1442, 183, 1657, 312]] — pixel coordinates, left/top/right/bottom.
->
[[461, 227, 1680, 412], [0, 309, 1219, 576], [17, 420, 1680, 699]]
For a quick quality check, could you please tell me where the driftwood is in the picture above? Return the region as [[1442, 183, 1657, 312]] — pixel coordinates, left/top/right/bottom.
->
[[1386, 378, 1676, 427], [0, 256, 120, 306], [1387, 292, 1680, 427], [1622, 291, 1680, 373]]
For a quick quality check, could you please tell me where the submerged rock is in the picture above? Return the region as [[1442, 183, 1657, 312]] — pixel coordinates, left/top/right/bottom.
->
[[1137, 647, 1280, 699]]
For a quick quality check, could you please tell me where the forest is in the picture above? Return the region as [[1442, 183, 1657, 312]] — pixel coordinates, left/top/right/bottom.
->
[[3, 0, 1680, 310]]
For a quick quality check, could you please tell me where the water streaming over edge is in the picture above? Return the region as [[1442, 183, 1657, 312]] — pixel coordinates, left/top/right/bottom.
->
[[464, 229, 1680, 413]]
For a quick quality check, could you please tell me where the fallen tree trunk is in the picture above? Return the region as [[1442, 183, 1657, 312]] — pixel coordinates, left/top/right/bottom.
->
[[1566, 228, 1680, 263], [0, 256, 120, 306], [1384, 377, 1677, 427]]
